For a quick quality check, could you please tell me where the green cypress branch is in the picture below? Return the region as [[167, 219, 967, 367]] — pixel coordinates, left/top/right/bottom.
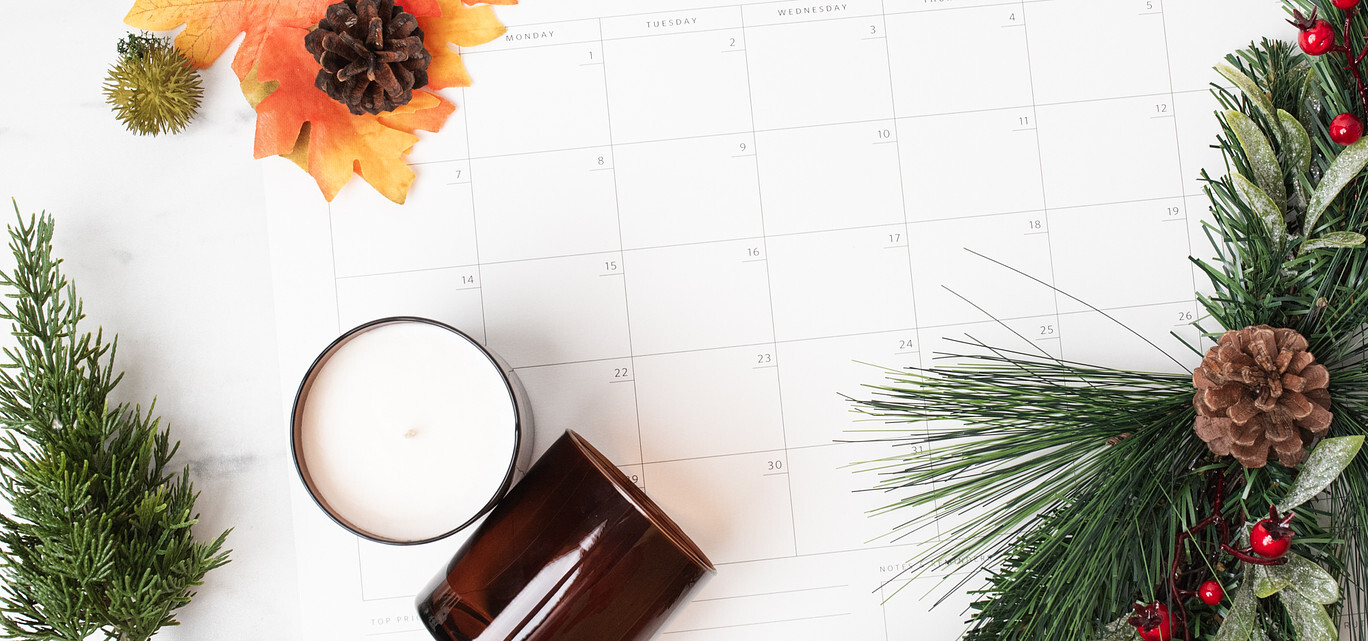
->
[[0, 204, 229, 641]]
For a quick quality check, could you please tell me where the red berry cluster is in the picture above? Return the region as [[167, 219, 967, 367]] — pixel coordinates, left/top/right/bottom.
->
[[1131, 468, 1295, 641], [1291, 3, 1367, 144]]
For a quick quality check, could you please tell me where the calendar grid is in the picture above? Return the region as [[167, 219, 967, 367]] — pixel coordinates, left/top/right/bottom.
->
[[591, 17, 653, 486], [445, 0, 1091, 36], [456, 86, 492, 343], [277, 1, 1297, 638], [876, 0, 941, 543], [408, 90, 1212, 162], [1153, 7, 1209, 325], [476, 294, 1192, 373], [325, 188, 1199, 281], [733, 6, 802, 557], [1014, 1, 1067, 363]]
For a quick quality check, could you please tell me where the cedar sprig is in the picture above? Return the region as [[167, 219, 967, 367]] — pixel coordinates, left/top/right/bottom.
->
[[0, 204, 229, 641]]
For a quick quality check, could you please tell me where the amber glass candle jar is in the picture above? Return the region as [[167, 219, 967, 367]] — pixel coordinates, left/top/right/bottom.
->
[[416, 430, 713, 641]]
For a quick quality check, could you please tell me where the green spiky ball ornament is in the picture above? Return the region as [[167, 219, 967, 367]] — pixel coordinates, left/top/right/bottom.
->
[[103, 33, 203, 136]]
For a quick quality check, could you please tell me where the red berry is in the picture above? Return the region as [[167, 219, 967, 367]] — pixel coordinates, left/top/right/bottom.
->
[[1333, 0, 1361, 9], [1251, 507, 1295, 559], [1198, 580, 1224, 606], [1252, 521, 1292, 558], [1300, 20, 1336, 55], [1331, 112, 1363, 145], [1130, 603, 1173, 641]]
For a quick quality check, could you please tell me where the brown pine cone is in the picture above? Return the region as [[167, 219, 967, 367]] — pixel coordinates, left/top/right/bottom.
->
[[1192, 325, 1332, 468], [304, 0, 431, 116]]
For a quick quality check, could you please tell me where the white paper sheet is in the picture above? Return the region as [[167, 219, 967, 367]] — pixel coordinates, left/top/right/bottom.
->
[[265, 1, 1292, 638]]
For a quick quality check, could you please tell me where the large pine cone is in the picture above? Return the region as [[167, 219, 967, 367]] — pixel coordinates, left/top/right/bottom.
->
[[1192, 325, 1332, 468], [304, 0, 431, 115]]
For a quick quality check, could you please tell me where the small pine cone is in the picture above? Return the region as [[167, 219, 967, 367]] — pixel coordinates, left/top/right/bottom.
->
[[1192, 325, 1332, 468], [304, 0, 431, 116]]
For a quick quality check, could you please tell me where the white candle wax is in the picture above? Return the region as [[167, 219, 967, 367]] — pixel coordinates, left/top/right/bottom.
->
[[297, 321, 518, 543]]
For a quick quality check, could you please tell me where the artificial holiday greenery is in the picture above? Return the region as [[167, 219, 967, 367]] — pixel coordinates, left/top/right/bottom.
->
[[852, 2, 1368, 640], [103, 33, 203, 136], [0, 207, 229, 640]]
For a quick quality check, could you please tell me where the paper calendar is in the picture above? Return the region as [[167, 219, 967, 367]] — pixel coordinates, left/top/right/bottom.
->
[[264, 1, 1292, 638]]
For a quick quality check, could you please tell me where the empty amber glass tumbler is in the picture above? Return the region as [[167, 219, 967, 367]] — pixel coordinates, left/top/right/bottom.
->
[[416, 430, 714, 641]]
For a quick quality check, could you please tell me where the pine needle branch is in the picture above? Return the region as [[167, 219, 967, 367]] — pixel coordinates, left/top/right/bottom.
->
[[852, 32, 1368, 641]]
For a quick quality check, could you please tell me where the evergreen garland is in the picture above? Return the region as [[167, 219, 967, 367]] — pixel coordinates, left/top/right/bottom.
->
[[853, 2, 1368, 639], [0, 206, 230, 640]]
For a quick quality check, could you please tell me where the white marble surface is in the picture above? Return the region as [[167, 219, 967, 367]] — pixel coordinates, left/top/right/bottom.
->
[[0, 1, 1345, 639], [1, 3, 302, 638]]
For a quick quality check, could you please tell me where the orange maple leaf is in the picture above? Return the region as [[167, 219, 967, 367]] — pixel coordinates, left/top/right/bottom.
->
[[125, 0, 510, 203], [423, 0, 509, 89]]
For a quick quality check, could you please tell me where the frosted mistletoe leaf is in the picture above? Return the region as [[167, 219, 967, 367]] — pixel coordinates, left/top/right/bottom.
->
[[1227, 110, 1286, 213], [1279, 109, 1312, 212], [1215, 581, 1258, 641], [1306, 137, 1368, 237], [1282, 589, 1338, 641], [1301, 232, 1366, 254], [1271, 554, 1340, 605], [1232, 173, 1287, 246], [1255, 553, 1334, 601], [1278, 109, 1312, 174], [1217, 64, 1279, 141], [1278, 435, 1365, 512], [1253, 563, 1291, 598]]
